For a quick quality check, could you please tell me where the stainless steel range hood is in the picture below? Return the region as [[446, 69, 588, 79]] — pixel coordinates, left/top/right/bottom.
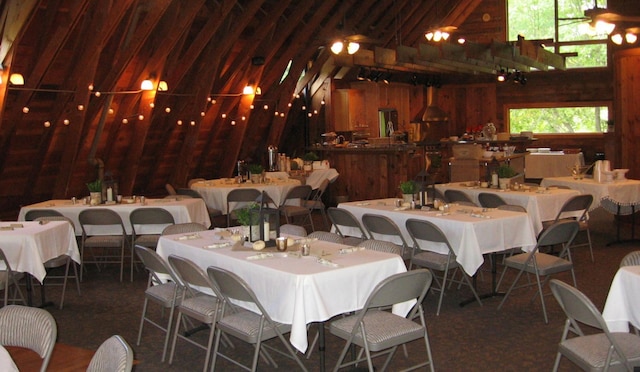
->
[[421, 86, 448, 122]]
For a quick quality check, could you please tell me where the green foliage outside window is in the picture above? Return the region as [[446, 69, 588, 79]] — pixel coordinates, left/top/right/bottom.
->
[[509, 106, 609, 134]]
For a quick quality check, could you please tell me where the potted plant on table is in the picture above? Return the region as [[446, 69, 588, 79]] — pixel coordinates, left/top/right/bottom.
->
[[86, 179, 103, 205], [302, 151, 319, 172], [496, 164, 517, 190], [247, 164, 264, 183], [236, 202, 261, 242], [399, 180, 418, 203]]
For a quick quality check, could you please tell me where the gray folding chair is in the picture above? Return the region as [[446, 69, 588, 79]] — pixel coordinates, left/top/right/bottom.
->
[[167, 255, 221, 371], [478, 192, 507, 208], [497, 220, 580, 323], [327, 207, 368, 246], [78, 209, 128, 282], [162, 222, 207, 235], [550, 279, 640, 372], [303, 178, 331, 230], [620, 251, 640, 267], [405, 218, 482, 315], [541, 194, 594, 262], [307, 230, 343, 244], [226, 188, 262, 227], [135, 245, 182, 362], [362, 213, 410, 259], [356, 239, 402, 255], [330, 269, 435, 372], [444, 189, 477, 206], [24, 209, 63, 221], [279, 224, 308, 237], [33, 216, 81, 309], [279, 185, 314, 231], [129, 208, 175, 281], [0, 305, 57, 372], [0, 248, 26, 307], [87, 335, 134, 372], [207, 266, 309, 372]]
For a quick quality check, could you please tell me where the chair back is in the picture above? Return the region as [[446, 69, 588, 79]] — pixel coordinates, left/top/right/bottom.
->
[[537, 220, 580, 248], [444, 190, 475, 205], [79, 208, 124, 227], [130, 208, 175, 226], [327, 207, 367, 239], [24, 209, 63, 221], [620, 251, 640, 267], [362, 214, 408, 257], [478, 193, 507, 208], [307, 231, 343, 244], [0, 305, 57, 372], [497, 204, 527, 213], [207, 266, 263, 311], [550, 279, 605, 331], [34, 215, 76, 233], [405, 218, 449, 245], [168, 255, 219, 297], [135, 245, 181, 285], [555, 194, 593, 221], [282, 185, 312, 204], [279, 224, 307, 237], [176, 188, 204, 199], [161, 222, 207, 235], [311, 179, 330, 201], [87, 335, 134, 372], [227, 188, 262, 204], [357, 240, 401, 255], [364, 270, 432, 314]]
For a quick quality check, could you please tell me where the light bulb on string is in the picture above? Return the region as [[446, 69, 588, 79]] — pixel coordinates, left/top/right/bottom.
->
[[122, 118, 129, 124], [231, 120, 236, 125], [190, 121, 195, 126], [44, 121, 51, 128], [221, 113, 227, 118], [165, 107, 171, 113], [63, 119, 70, 125], [177, 120, 183, 125], [138, 115, 144, 120]]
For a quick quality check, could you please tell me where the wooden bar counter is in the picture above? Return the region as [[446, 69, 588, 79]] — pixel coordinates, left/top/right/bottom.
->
[[315, 144, 424, 204]]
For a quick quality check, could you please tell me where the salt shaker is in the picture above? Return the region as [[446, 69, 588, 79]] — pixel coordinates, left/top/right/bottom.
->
[[302, 243, 310, 256]]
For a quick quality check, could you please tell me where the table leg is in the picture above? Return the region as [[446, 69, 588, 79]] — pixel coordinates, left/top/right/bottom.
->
[[607, 205, 640, 246], [319, 321, 325, 372], [460, 252, 505, 307]]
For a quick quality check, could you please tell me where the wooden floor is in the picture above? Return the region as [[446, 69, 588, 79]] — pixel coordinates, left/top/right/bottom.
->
[[6, 343, 95, 371]]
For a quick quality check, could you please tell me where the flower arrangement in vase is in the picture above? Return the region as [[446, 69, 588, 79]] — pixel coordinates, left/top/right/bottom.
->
[[86, 179, 103, 205], [399, 180, 417, 202], [247, 164, 264, 183]]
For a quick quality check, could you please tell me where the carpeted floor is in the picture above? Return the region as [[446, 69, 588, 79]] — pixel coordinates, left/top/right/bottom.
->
[[20, 208, 640, 371]]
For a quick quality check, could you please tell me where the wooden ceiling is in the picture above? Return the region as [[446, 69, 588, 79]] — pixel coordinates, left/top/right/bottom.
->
[[0, 0, 592, 213]]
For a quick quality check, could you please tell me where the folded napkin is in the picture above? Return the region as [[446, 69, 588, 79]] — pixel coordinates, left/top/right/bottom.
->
[[175, 233, 201, 241], [470, 213, 491, 219], [435, 212, 450, 217], [316, 258, 339, 267], [246, 253, 274, 260], [355, 202, 370, 206], [393, 206, 409, 211], [339, 247, 365, 254], [294, 237, 319, 245], [203, 242, 231, 249]]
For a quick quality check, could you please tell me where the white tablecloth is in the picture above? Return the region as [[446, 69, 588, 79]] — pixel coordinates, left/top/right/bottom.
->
[[336, 199, 537, 276], [541, 177, 640, 210], [525, 152, 584, 179], [305, 168, 340, 190], [191, 178, 301, 214], [0, 345, 17, 372], [602, 266, 640, 332], [0, 221, 81, 282], [156, 229, 409, 353], [18, 198, 211, 235], [435, 183, 581, 234]]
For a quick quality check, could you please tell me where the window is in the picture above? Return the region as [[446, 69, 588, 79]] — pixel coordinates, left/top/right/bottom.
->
[[508, 104, 610, 134], [508, 0, 609, 68]]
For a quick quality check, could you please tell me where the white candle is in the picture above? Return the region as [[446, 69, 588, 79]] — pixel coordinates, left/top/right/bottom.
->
[[263, 221, 270, 240], [106, 187, 113, 202]]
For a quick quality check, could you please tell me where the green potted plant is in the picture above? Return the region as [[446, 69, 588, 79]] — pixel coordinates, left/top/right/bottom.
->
[[236, 202, 261, 241], [302, 151, 319, 171], [399, 180, 417, 203], [86, 179, 103, 205], [496, 164, 517, 189], [247, 164, 264, 183]]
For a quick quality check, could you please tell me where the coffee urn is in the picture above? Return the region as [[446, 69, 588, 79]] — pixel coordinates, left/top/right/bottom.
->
[[268, 145, 278, 171]]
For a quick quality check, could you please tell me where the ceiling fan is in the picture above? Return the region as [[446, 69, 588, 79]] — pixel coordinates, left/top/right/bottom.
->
[[584, 4, 640, 24], [328, 17, 379, 55]]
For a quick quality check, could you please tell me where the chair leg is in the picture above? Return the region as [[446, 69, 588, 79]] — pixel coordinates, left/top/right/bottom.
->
[[137, 298, 149, 346], [59, 258, 70, 309]]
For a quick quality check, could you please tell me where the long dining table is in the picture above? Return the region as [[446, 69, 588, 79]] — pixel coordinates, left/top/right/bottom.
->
[[18, 197, 211, 235], [337, 198, 537, 276], [190, 178, 301, 214], [435, 182, 581, 234], [540, 176, 640, 210], [0, 220, 81, 306], [156, 229, 410, 360]]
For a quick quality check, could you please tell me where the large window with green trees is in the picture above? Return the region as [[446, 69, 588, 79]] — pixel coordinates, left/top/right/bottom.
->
[[508, 0, 609, 68], [508, 103, 610, 134]]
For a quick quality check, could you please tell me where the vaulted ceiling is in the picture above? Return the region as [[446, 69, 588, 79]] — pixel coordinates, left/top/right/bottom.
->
[[0, 0, 626, 214]]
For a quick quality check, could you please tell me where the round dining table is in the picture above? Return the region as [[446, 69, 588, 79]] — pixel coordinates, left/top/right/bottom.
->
[[191, 178, 302, 214]]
